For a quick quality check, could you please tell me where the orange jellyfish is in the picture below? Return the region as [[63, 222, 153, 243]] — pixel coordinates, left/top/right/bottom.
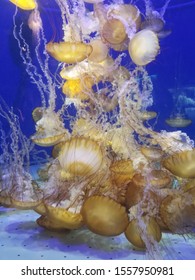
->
[[160, 191, 195, 234], [162, 149, 195, 178], [10, 0, 36, 10], [81, 195, 129, 236], [45, 205, 83, 230], [128, 30, 160, 66], [125, 217, 162, 249]]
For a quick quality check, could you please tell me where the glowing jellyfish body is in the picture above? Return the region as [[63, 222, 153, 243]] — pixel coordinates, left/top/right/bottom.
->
[[58, 137, 103, 177], [9, 0, 36, 10], [62, 76, 94, 100], [128, 30, 160, 66], [165, 116, 192, 127], [81, 195, 129, 236], [46, 42, 92, 64], [163, 149, 195, 178]]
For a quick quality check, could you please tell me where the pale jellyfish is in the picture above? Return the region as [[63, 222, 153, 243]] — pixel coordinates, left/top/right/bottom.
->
[[128, 29, 160, 66], [28, 9, 42, 38]]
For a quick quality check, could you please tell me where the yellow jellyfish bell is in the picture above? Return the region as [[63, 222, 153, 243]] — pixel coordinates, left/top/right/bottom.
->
[[128, 30, 160, 66], [46, 42, 92, 64], [10, 0, 36, 10]]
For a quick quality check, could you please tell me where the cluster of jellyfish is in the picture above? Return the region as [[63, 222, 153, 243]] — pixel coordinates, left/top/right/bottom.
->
[[1, 0, 195, 257]]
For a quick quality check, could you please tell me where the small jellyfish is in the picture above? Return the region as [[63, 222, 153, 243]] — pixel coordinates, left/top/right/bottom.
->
[[165, 115, 192, 128], [62, 76, 94, 101], [9, 0, 36, 10], [128, 30, 160, 66], [32, 107, 44, 122], [140, 110, 157, 121], [28, 9, 42, 37]]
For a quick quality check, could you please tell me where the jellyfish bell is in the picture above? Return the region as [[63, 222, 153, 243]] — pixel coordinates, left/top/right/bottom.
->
[[141, 17, 165, 33], [46, 41, 93, 64], [108, 4, 141, 34], [165, 115, 192, 128], [9, 0, 36, 10], [110, 159, 135, 186], [101, 18, 127, 45], [45, 205, 83, 230], [160, 194, 195, 234], [57, 137, 104, 177], [81, 195, 129, 236], [32, 107, 44, 122], [162, 149, 195, 179], [31, 109, 69, 147], [125, 217, 162, 249], [140, 146, 164, 161], [128, 29, 160, 66], [62, 75, 94, 101], [140, 110, 157, 121], [36, 215, 69, 232], [88, 39, 108, 63]]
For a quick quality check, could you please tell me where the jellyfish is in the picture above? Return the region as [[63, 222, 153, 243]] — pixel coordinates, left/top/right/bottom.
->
[[125, 217, 162, 249], [46, 42, 93, 64], [28, 9, 42, 38], [128, 29, 160, 66], [160, 189, 195, 234], [81, 195, 129, 236], [9, 0, 36, 10], [31, 109, 69, 146], [162, 149, 195, 178], [57, 137, 104, 178], [141, 0, 171, 38], [165, 114, 192, 128]]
